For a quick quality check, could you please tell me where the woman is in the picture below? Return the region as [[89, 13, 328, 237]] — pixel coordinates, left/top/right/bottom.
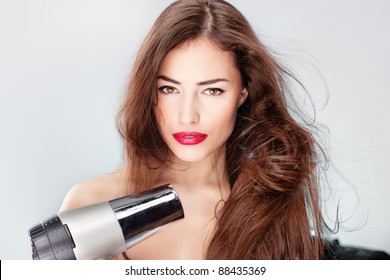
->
[[61, 0, 327, 259]]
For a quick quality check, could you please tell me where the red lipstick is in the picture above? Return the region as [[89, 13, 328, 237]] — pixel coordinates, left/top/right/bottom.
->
[[172, 132, 208, 145]]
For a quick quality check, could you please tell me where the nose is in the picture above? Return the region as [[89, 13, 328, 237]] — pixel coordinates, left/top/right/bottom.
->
[[178, 93, 200, 126]]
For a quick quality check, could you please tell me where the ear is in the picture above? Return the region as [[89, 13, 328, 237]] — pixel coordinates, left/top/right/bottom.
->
[[238, 88, 248, 106]]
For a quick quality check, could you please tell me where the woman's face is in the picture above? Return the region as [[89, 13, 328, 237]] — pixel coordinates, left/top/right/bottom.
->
[[154, 38, 247, 164]]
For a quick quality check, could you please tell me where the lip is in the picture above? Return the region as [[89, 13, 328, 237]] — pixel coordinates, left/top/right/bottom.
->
[[172, 132, 208, 145]]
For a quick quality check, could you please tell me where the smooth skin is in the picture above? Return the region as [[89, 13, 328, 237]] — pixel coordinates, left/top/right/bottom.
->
[[60, 38, 248, 259]]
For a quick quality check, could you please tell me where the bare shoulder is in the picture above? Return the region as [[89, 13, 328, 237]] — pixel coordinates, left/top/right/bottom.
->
[[60, 168, 128, 211]]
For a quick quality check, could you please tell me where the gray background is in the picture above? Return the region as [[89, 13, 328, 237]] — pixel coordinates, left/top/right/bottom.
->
[[1, 0, 389, 259]]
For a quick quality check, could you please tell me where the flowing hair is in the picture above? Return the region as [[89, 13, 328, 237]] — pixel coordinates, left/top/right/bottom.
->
[[116, 0, 327, 259]]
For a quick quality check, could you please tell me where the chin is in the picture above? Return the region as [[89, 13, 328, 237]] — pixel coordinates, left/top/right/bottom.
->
[[171, 150, 211, 164]]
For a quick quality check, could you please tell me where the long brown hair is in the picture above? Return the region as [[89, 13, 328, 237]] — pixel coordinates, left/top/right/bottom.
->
[[117, 0, 327, 259]]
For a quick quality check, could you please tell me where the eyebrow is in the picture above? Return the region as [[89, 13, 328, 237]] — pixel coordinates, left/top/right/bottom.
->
[[157, 75, 229, 86]]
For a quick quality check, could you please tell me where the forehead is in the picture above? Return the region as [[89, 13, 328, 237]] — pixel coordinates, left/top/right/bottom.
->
[[158, 39, 240, 81]]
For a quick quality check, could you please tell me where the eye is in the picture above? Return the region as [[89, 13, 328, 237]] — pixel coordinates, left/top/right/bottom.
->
[[203, 88, 225, 96], [158, 86, 179, 94]]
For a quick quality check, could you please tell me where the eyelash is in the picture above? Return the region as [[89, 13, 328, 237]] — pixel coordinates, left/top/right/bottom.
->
[[158, 86, 225, 96]]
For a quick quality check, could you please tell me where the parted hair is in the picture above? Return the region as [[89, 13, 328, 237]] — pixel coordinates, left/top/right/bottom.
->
[[116, 0, 327, 259]]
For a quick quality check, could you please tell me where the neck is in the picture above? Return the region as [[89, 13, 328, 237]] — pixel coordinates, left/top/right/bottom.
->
[[159, 149, 230, 196]]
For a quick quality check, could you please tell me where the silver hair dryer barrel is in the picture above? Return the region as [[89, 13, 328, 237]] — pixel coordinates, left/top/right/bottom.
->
[[28, 185, 184, 260]]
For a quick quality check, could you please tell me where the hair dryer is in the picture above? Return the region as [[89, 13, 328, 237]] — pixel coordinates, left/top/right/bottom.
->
[[28, 184, 184, 260]]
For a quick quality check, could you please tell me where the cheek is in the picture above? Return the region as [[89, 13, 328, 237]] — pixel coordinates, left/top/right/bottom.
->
[[211, 104, 238, 132], [153, 102, 177, 133]]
